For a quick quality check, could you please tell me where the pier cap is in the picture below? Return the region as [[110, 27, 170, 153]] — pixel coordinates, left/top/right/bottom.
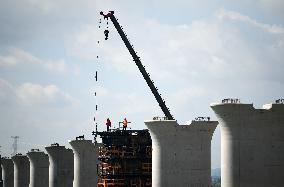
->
[[211, 98, 284, 111]]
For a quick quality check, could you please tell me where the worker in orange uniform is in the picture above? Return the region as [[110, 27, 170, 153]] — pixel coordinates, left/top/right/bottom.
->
[[122, 118, 128, 130], [106, 118, 111, 132]]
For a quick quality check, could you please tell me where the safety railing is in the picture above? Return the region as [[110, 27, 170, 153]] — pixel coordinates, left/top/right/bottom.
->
[[221, 98, 240, 104], [97, 179, 124, 187], [275, 99, 284, 104]]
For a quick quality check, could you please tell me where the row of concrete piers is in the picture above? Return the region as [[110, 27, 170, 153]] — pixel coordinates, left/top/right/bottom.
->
[[1, 139, 99, 187], [1, 98, 284, 187]]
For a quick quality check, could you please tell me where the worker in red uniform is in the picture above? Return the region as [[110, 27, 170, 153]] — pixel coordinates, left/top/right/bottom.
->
[[122, 118, 128, 130], [106, 118, 111, 132]]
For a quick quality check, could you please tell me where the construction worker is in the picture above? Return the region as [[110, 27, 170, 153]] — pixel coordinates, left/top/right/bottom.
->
[[106, 118, 111, 132], [122, 118, 128, 130]]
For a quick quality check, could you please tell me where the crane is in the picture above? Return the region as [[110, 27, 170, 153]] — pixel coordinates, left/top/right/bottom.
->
[[100, 11, 174, 120]]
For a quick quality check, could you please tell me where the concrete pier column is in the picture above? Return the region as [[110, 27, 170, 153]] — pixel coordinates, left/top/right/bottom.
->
[[12, 154, 30, 187], [145, 119, 217, 187], [211, 99, 284, 187], [45, 143, 74, 187], [1, 158, 14, 187], [69, 138, 99, 187], [0, 156, 2, 187], [27, 149, 49, 187]]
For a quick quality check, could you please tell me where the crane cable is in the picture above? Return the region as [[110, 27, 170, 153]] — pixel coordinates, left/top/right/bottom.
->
[[93, 17, 106, 142]]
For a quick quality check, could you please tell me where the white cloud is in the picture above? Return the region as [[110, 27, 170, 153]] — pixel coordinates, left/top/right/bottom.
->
[[71, 25, 103, 60], [259, 0, 284, 16], [26, 0, 61, 13], [90, 85, 157, 116], [0, 79, 16, 104], [71, 24, 136, 73], [24, 0, 98, 14], [171, 86, 207, 104], [16, 83, 77, 106], [0, 79, 77, 107], [71, 8, 284, 87], [217, 9, 284, 34], [0, 48, 77, 74], [44, 59, 68, 74], [113, 92, 155, 114], [0, 48, 41, 67], [0, 55, 17, 66], [92, 85, 109, 97]]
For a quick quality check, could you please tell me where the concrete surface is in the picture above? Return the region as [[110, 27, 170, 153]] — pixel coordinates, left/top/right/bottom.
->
[[145, 119, 217, 187], [69, 139, 100, 187], [0, 156, 2, 187], [12, 154, 30, 187], [1, 158, 14, 187], [211, 100, 284, 187], [27, 149, 49, 187], [45, 144, 74, 187]]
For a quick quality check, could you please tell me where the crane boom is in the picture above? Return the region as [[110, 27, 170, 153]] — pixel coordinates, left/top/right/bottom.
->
[[100, 11, 174, 120]]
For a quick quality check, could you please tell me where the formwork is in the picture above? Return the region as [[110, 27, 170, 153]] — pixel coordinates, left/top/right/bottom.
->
[[95, 130, 152, 187]]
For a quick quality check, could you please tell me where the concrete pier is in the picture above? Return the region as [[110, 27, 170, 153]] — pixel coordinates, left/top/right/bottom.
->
[[1, 158, 14, 187], [45, 143, 74, 187], [69, 138, 99, 187], [145, 118, 217, 187], [12, 154, 30, 187], [27, 149, 49, 187], [0, 156, 2, 187], [211, 99, 284, 187]]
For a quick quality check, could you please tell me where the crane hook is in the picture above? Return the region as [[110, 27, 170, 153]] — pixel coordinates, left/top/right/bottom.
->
[[104, 30, 109, 40]]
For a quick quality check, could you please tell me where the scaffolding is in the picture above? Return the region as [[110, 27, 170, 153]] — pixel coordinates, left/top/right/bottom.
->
[[96, 129, 152, 187]]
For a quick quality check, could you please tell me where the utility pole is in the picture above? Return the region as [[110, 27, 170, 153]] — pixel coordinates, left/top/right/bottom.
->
[[11, 136, 19, 156]]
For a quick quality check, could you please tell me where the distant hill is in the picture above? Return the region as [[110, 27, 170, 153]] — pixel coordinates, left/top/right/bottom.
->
[[211, 168, 221, 177]]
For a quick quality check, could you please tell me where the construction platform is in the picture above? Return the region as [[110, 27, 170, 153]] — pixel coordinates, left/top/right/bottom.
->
[[95, 129, 152, 187]]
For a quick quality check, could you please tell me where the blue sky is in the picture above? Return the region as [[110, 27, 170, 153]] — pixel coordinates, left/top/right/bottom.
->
[[0, 0, 284, 169]]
